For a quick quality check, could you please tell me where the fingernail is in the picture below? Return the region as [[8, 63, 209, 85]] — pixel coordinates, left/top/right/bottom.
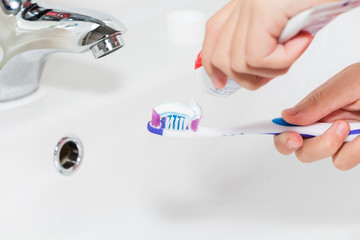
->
[[286, 139, 300, 150], [335, 122, 349, 136]]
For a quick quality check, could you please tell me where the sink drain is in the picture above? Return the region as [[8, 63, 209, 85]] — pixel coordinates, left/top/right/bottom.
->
[[54, 135, 84, 176]]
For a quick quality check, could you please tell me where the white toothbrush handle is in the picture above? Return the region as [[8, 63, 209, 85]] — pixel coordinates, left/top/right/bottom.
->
[[163, 120, 360, 141], [220, 121, 360, 142]]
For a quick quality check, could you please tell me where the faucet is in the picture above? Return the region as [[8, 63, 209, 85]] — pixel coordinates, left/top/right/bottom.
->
[[0, 0, 126, 101]]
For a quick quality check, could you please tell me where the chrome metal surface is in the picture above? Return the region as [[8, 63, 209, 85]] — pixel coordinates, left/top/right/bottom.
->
[[0, 0, 126, 102], [90, 32, 125, 59], [1, 0, 21, 15], [54, 135, 84, 176]]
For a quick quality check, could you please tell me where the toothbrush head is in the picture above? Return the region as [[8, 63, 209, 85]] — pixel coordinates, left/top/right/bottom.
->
[[147, 99, 202, 136]]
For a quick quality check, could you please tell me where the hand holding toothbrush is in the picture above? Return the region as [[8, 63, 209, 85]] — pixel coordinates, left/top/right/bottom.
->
[[274, 63, 360, 170], [201, 0, 340, 91], [147, 64, 360, 170]]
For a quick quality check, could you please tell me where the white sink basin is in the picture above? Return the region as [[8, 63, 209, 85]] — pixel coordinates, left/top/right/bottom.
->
[[1, 0, 360, 239]]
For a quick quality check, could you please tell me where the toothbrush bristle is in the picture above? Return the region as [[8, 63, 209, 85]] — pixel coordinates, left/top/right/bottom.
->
[[165, 115, 187, 131], [162, 115, 201, 132], [148, 99, 202, 135], [272, 117, 298, 127]]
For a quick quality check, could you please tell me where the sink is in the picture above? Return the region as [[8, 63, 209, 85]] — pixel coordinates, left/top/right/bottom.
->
[[1, 0, 360, 239]]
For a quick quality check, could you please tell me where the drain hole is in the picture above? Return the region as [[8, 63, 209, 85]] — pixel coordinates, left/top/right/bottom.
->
[[54, 135, 84, 176], [60, 142, 79, 169]]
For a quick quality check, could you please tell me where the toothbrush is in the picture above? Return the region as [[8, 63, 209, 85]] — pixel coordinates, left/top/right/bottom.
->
[[196, 0, 360, 97], [147, 99, 360, 142]]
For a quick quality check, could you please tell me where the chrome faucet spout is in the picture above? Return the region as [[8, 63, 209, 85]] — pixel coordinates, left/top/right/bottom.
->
[[0, 0, 126, 101]]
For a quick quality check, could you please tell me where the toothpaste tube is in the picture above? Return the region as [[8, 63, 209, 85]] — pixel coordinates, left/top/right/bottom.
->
[[196, 0, 360, 97], [195, 52, 241, 97]]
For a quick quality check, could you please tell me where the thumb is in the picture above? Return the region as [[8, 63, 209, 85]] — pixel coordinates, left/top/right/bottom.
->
[[282, 63, 360, 125], [247, 30, 313, 69], [266, 31, 314, 69]]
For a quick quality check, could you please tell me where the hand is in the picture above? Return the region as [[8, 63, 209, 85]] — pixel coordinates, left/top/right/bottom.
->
[[274, 63, 360, 170], [201, 0, 336, 90]]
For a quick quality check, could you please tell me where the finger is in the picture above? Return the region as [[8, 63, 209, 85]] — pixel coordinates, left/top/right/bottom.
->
[[342, 99, 360, 111], [246, 5, 313, 69], [295, 120, 350, 163], [282, 63, 360, 125], [229, 73, 272, 90], [320, 109, 360, 122], [209, 0, 245, 89], [210, 2, 288, 90], [202, 0, 237, 89], [220, 2, 291, 79], [243, 0, 322, 70], [333, 136, 360, 171], [274, 132, 303, 155]]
